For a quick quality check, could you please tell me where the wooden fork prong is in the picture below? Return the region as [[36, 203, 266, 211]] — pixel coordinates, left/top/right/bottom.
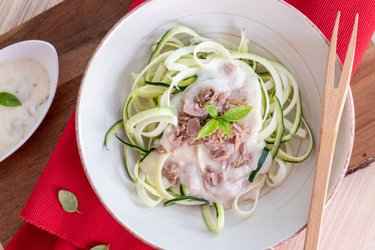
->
[[324, 12, 340, 91], [336, 13, 358, 97]]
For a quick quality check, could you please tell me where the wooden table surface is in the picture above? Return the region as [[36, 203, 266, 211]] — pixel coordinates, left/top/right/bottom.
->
[[0, 0, 374, 249]]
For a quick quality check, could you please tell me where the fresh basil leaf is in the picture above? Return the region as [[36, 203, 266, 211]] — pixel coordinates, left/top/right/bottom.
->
[[205, 104, 218, 118], [58, 189, 80, 213], [221, 105, 252, 122], [249, 147, 269, 182], [0, 92, 21, 107], [196, 119, 218, 140], [217, 118, 232, 136], [90, 244, 110, 250]]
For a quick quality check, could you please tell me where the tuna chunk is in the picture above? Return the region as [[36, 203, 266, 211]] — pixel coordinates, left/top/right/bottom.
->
[[183, 99, 206, 117], [195, 87, 217, 108], [182, 84, 235, 117], [231, 143, 253, 168], [153, 143, 166, 153], [204, 166, 224, 187], [203, 130, 231, 162], [227, 88, 248, 105], [169, 132, 184, 148], [229, 122, 250, 149], [210, 147, 230, 162], [223, 88, 248, 112], [186, 118, 201, 137], [169, 113, 203, 148], [205, 172, 218, 186], [203, 129, 228, 146], [183, 87, 230, 117], [222, 63, 236, 75], [162, 162, 180, 185], [215, 92, 230, 113], [226, 98, 248, 106], [182, 87, 217, 117]]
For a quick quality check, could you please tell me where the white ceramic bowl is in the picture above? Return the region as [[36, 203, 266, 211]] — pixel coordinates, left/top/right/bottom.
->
[[77, 0, 354, 249], [0, 40, 59, 162]]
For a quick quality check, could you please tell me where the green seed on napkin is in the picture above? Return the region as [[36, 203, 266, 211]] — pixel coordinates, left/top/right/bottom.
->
[[90, 244, 110, 250], [58, 189, 80, 213]]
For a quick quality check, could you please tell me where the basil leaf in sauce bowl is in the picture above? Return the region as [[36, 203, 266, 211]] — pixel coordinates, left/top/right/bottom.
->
[[0, 92, 22, 107]]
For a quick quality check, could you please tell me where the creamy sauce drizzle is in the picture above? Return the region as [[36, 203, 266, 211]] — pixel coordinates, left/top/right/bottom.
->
[[144, 58, 271, 208], [0, 58, 50, 156]]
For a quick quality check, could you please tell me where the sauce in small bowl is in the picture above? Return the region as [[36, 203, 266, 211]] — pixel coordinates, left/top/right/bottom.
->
[[0, 41, 58, 162]]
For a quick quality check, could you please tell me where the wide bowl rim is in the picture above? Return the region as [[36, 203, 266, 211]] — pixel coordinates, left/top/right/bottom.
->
[[76, 0, 355, 248]]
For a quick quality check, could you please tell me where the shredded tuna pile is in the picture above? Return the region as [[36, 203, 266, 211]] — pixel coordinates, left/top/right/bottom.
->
[[159, 86, 253, 186], [173, 86, 249, 160]]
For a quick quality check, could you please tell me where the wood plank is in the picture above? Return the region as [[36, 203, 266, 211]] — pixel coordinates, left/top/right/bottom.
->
[[0, 0, 63, 35], [348, 43, 375, 172], [277, 163, 375, 250]]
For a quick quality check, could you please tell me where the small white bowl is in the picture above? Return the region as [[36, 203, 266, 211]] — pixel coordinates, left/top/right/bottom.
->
[[0, 40, 59, 162]]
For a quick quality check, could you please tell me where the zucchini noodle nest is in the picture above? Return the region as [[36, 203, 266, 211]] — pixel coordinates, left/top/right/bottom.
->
[[104, 26, 313, 233]]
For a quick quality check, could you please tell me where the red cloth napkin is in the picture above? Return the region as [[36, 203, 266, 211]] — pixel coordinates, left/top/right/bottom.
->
[[6, 0, 375, 249]]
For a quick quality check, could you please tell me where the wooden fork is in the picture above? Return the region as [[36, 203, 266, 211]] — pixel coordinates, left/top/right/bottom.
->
[[304, 12, 358, 250]]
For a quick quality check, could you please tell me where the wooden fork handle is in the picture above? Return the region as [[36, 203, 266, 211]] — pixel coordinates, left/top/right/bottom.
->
[[304, 12, 358, 250]]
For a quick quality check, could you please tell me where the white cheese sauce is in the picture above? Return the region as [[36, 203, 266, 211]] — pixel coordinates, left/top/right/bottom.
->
[[0, 58, 50, 156], [145, 58, 271, 208]]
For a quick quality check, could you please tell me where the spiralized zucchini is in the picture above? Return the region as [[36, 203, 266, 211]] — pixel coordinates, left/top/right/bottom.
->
[[104, 26, 313, 233]]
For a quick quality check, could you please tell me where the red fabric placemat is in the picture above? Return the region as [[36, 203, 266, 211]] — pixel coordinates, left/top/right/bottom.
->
[[6, 0, 375, 249], [8, 114, 152, 250]]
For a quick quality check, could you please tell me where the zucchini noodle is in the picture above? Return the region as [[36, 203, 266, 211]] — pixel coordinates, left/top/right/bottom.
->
[[104, 26, 313, 233]]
